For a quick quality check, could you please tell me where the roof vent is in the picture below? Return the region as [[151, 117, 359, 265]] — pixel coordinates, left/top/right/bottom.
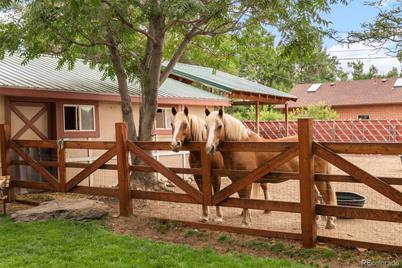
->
[[330, 82, 335, 86], [381, 78, 387, 83], [394, 78, 402, 88], [306, 83, 321, 93]]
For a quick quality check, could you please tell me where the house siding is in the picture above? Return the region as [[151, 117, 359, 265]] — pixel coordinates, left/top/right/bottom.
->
[[333, 104, 402, 120]]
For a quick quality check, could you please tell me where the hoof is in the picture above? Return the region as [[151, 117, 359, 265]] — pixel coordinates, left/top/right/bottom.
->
[[264, 209, 271, 214], [241, 222, 251, 227], [325, 222, 336, 230], [214, 217, 223, 224], [199, 216, 209, 222]]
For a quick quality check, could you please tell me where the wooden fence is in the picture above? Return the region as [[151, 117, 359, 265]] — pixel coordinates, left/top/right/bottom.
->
[[1, 119, 401, 253]]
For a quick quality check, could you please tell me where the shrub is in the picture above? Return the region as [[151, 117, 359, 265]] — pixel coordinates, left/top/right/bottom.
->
[[289, 102, 337, 120]]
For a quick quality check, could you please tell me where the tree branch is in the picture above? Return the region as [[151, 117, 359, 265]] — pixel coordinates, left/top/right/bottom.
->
[[159, 29, 197, 84], [101, 0, 157, 44]]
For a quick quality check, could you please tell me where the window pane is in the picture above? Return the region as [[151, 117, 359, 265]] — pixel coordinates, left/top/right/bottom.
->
[[155, 108, 165, 128], [358, 115, 369, 120], [80, 106, 95, 130], [64, 106, 78, 130]]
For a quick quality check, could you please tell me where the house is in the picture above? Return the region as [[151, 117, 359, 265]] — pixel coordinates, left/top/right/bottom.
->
[[287, 78, 402, 120], [0, 55, 230, 187], [1, 55, 295, 187]]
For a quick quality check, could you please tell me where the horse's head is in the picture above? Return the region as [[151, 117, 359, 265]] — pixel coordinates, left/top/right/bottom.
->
[[205, 108, 225, 155], [170, 106, 191, 152]]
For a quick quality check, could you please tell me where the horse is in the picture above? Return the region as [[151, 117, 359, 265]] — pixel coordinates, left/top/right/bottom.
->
[[170, 107, 225, 223], [204, 108, 336, 229]]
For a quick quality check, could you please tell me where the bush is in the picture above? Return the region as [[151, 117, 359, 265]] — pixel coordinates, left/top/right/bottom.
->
[[289, 103, 337, 120]]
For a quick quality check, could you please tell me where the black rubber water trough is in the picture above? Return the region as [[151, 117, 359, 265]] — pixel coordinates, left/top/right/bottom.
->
[[336, 191, 367, 207]]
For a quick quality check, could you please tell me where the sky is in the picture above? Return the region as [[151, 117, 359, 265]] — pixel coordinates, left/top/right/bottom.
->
[[322, 0, 401, 75]]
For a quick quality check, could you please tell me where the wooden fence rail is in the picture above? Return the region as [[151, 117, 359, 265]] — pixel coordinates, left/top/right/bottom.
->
[[1, 119, 401, 253]]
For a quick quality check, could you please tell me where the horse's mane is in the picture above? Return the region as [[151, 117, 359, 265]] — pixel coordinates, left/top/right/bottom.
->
[[188, 114, 207, 142], [209, 111, 250, 141]]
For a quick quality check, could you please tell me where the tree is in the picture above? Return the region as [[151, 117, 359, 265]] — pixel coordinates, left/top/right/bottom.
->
[[347, 0, 402, 61], [1, 0, 348, 188], [349, 60, 369, 80], [386, 67, 399, 78], [368, 64, 379, 78]]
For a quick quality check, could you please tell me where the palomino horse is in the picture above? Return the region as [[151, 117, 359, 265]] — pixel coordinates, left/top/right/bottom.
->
[[170, 107, 224, 223], [204, 108, 336, 228]]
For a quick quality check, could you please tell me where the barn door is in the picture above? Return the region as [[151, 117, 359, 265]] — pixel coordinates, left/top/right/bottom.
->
[[9, 101, 53, 140], [7, 101, 56, 186]]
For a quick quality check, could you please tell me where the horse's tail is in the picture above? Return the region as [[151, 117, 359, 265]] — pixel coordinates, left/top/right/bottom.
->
[[251, 183, 259, 199]]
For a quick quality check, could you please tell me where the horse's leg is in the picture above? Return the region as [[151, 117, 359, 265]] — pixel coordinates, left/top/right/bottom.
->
[[194, 175, 209, 222], [260, 183, 271, 214], [238, 185, 252, 227], [314, 185, 323, 222], [315, 181, 336, 229], [212, 176, 223, 223]]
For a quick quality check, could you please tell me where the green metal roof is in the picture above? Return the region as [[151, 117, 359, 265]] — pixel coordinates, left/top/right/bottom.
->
[[164, 62, 297, 100], [0, 55, 228, 102]]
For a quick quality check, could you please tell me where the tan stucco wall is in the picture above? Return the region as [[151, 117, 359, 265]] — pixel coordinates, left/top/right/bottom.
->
[[96, 101, 140, 141]]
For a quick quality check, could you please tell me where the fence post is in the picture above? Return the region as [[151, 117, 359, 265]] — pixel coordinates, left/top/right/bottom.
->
[[298, 118, 317, 248], [115, 123, 133, 216], [58, 140, 66, 192], [0, 124, 14, 202], [200, 144, 212, 206]]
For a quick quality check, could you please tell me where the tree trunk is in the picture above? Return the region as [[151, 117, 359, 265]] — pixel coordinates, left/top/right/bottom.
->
[[129, 8, 171, 191], [139, 11, 165, 142], [107, 40, 137, 142]]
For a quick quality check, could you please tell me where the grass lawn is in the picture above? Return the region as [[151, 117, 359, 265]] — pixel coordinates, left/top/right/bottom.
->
[[0, 217, 313, 268]]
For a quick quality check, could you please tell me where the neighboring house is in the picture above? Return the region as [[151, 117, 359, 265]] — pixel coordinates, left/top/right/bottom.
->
[[288, 78, 402, 120]]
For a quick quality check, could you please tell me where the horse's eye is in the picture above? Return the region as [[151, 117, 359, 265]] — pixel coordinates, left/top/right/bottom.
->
[[217, 125, 222, 130]]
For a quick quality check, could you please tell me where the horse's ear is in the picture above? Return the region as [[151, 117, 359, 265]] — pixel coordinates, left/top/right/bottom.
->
[[218, 107, 223, 118], [171, 107, 177, 116], [205, 108, 210, 116], [184, 106, 189, 117]]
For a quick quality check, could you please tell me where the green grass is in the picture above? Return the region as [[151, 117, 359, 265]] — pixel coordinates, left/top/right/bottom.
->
[[0, 217, 312, 268], [243, 240, 336, 261]]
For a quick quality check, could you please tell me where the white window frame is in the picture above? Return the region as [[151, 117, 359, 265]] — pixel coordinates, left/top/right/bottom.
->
[[154, 107, 172, 130], [63, 104, 96, 132]]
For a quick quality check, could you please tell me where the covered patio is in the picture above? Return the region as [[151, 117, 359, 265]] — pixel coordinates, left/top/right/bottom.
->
[[166, 62, 297, 136]]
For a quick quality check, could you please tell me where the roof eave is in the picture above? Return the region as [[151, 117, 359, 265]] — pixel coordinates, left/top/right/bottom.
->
[[0, 86, 231, 106]]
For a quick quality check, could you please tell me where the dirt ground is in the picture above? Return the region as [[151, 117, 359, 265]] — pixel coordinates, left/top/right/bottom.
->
[[3, 154, 402, 267], [129, 154, 402, 247]]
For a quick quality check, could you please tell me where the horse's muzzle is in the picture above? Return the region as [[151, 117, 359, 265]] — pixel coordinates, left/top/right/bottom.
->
[[206, 144, 216, 155], [171, 141, 182, 152]]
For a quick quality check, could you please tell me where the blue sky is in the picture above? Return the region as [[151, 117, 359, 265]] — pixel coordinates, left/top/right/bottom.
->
[[322, 1, 380, 48], [322, 0, 401, 75]]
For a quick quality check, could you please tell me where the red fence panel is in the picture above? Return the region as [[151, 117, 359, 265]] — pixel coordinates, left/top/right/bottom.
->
[[244, 120, 402, 143]]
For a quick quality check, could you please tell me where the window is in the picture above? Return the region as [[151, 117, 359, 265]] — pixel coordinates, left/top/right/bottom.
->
[[358, 114, 370, 121], [155, 108, 173, 129], [63, 105, 96, 131]]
